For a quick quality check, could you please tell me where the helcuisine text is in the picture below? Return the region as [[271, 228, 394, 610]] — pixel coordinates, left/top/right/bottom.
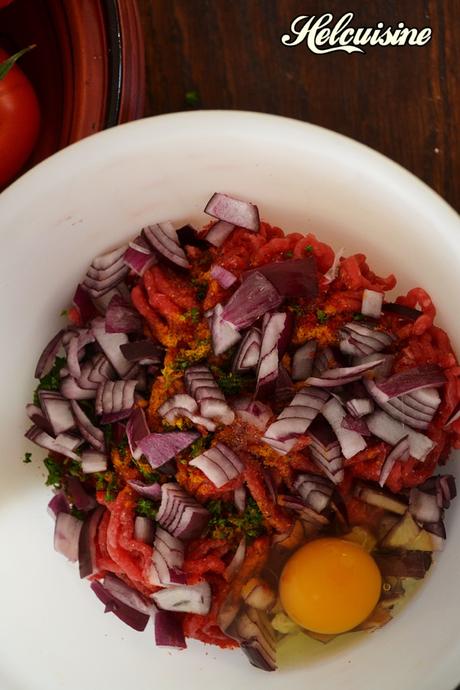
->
[[281, 12, 432, 55]]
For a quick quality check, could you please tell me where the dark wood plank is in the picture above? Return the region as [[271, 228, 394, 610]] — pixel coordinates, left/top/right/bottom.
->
[[138, 0, 460, 211]]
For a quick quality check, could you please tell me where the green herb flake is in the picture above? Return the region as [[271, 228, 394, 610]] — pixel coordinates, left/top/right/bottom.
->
[[135, 498, 158, 520], [184, 307, 200, 324], [284, 250, 294, 258], [70, 506, 85, 521], [104, 475, 120, 502], [206, 497, 265, 541], [316, 309, 329, 324], [60, 309, 68, 317], [23, 452, 32, 464], [43, 457, 64, 488], [185, 89, 200, 107], [288, 303, 304, 316], [189, 435, 212, 459], [304, 244, 314, 253], [353, 312, 365, 321], [213, 369, 247, 396], [33, 355, 67, 404]]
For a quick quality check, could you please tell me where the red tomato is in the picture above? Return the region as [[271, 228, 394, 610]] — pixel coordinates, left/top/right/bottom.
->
[[0, 47, 40, 187]]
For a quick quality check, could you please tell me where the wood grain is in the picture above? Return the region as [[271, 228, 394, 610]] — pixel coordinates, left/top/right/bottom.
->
[[138, 0, 459, 211]]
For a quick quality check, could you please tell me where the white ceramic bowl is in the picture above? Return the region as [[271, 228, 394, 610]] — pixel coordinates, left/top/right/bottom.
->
[[1, 111, 459, 690]]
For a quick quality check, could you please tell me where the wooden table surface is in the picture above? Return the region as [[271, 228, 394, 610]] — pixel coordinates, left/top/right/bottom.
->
[[138, 0, 459, 212]]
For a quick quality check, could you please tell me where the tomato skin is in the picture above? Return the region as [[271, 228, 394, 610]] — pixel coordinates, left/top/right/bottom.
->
[[0, 48, 40, 187]]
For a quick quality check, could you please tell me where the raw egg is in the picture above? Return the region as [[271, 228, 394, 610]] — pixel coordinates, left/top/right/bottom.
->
[[279, 537, 382, 634]]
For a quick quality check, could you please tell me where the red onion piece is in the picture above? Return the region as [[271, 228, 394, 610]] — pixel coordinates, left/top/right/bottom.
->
[[105, 295, 142, 334], [221, 271, 282, 330], [154, 610, 187, 649], [235, 607, 277, 672], [234, 485, 247, 512], [341, 414, 371, 436], [256, 311, 293, 397], [73, 284, 100, 324], [153, 582, 211, 615], [322, 397, 367, 459], [26, 403, 54, 435], [374, 551, 432, 579], [233, 328, 262, 373], [119, 340, 164, 365], [127, 479, 161, 500], [129, 233, 151, 254], [77, 354, 114, 391], [379, 435, 410, 487], [126, 407, 150, 460], [95, 379, 137, 416], [123, 245, 158, 276], [233, 397, 272, 431], [47, 492, 70, 518], [54, 512, 83, 562], [205, 220, 235, 247], [25, 425, 80, 460], [361, 289, 383, 318], [80, 450, 107, 473], [292, 340, 317, 381], [34, 330, 64, 379], [211, 264, 238, 289], [245, 257, 318, 300], [364, 378, 435, 430], [137, 431, 199, 469], [177, 224, 210, 249], [83, 246, 129, 297], [134, 516, 155, 544], [158, 394, 198, 417], [90, 581, 150, 631], [91, 317, 133, 377], [78, 506, 105, 578], [70, 400, 105, 452], [307, 417, 344, 484], [323, 247, 344, 284], [190, 442, 244, 488], [149, 525, 186, 586], [157, 483, 209, 540], [376, 364, 447, 401], [225, 537, 246, 581], [204, 192, 260, 232], [66, 477, 97, 511], [103, 573, 156, 617], [38, 391, 75, 436], [366, 409, 435, 461], [294, 473, 334, 513], [312, 346, 342, 376], [210, 303, 242, 355], [143, 222, 190, 269], [409, 487, 442, 524], [353, 352, 395, 379], [274, 365, 295, 407], [306, 358, 384, 388], [61, 376, 97, 400]]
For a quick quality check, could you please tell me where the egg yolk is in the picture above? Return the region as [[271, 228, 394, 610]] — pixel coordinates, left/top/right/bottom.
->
[[279, 537, 382, 634]]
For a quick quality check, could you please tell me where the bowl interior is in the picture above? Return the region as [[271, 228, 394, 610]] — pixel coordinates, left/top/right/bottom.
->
[[0, 111, 459, 690]]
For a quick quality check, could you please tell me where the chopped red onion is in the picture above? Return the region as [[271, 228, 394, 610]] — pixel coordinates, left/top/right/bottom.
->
[[66, 476, 97, 511], [78, 506, 105, 578], [26, 403, 54, 435], [143, 222, 190, 269], [221, 272, 282, 330], [153, 582, 211, 615], [225, 537, 246, 581], [134, 516, 155, 544], [205, 220, 235, 247], [25, 425, 80, 460], [80, 450, 107, 473], [54, 512, 83, 562], [233, 328, 262, 373], [77, 354, 114, 391], [103, 573, 156, 617], [235, 607, 277, 672], [323, 247, 344, 284], [233, 397, 273, 431], [70, 400, 105, 452], [379, 435, 410, 487], [91, 581, 150, 631], [137, 431, 199, 469], [322, 397, 367, 459], [105, 295, 142, 333], [292, 340, 317, 381], [366, 409, 435, 461], [294, 473, 334, 513], [158, 394, 198, 417], [177, 224, 209, 249], [95, 379, 137, 416], [374, 551, 432, 579], [234, 485, 247, 512], [341, 414, 371, 436], [211, 264, 238, 289], [190, 442, 244, 488], [306, 358, 384, 388], [409, 488, 442, 524], [127, 480, 161, 500], [256, 311, 293, 397], [157, 483, 209, 540], [307, 417, 344, 484], [123, 244, 158, 276], [364, 378, 435, 430], [245, 257, 318, 300], [274, 365, 295, 407], [83, 246, 129, 297], [119, 340, 164, 365], [154, 610, 187, 649], [91, 317, 133, 377], [210, 303, 242, 355], [204, 192, 260, 232], [376, 364, 447, 401], [312, 346, 341, 376], [47, 492, 70, 518], [352, 352, 395, 379], [34, 330, 64, 379], [38, 391, 75, 436], [149, 525, 186, 586], [361, 289, 383, 318], [73, 284, 100, 324]]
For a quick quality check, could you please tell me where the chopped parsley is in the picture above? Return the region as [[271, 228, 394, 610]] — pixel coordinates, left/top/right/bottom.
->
[[33, 356, 67, 404], [135, 498, 158, 520], [284, 250, 293, 258], [43, 456, 83, 488], [316, 309, 329, 324], [212, 368, 249, 396], [189, 435, 212, 459], [183, 307, 200, 324], [353, 312, 365, 321], [70, 506, 85, 520], [132, 460, 161, 483], [23, 452, 32, 464], [60, 309, 68, 317], [94, 470, 120, 502], [185, 89, 200, 107], [304, 244, 314, 253], [206, 497, 265, 541], [288, 303, 304, 316]]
